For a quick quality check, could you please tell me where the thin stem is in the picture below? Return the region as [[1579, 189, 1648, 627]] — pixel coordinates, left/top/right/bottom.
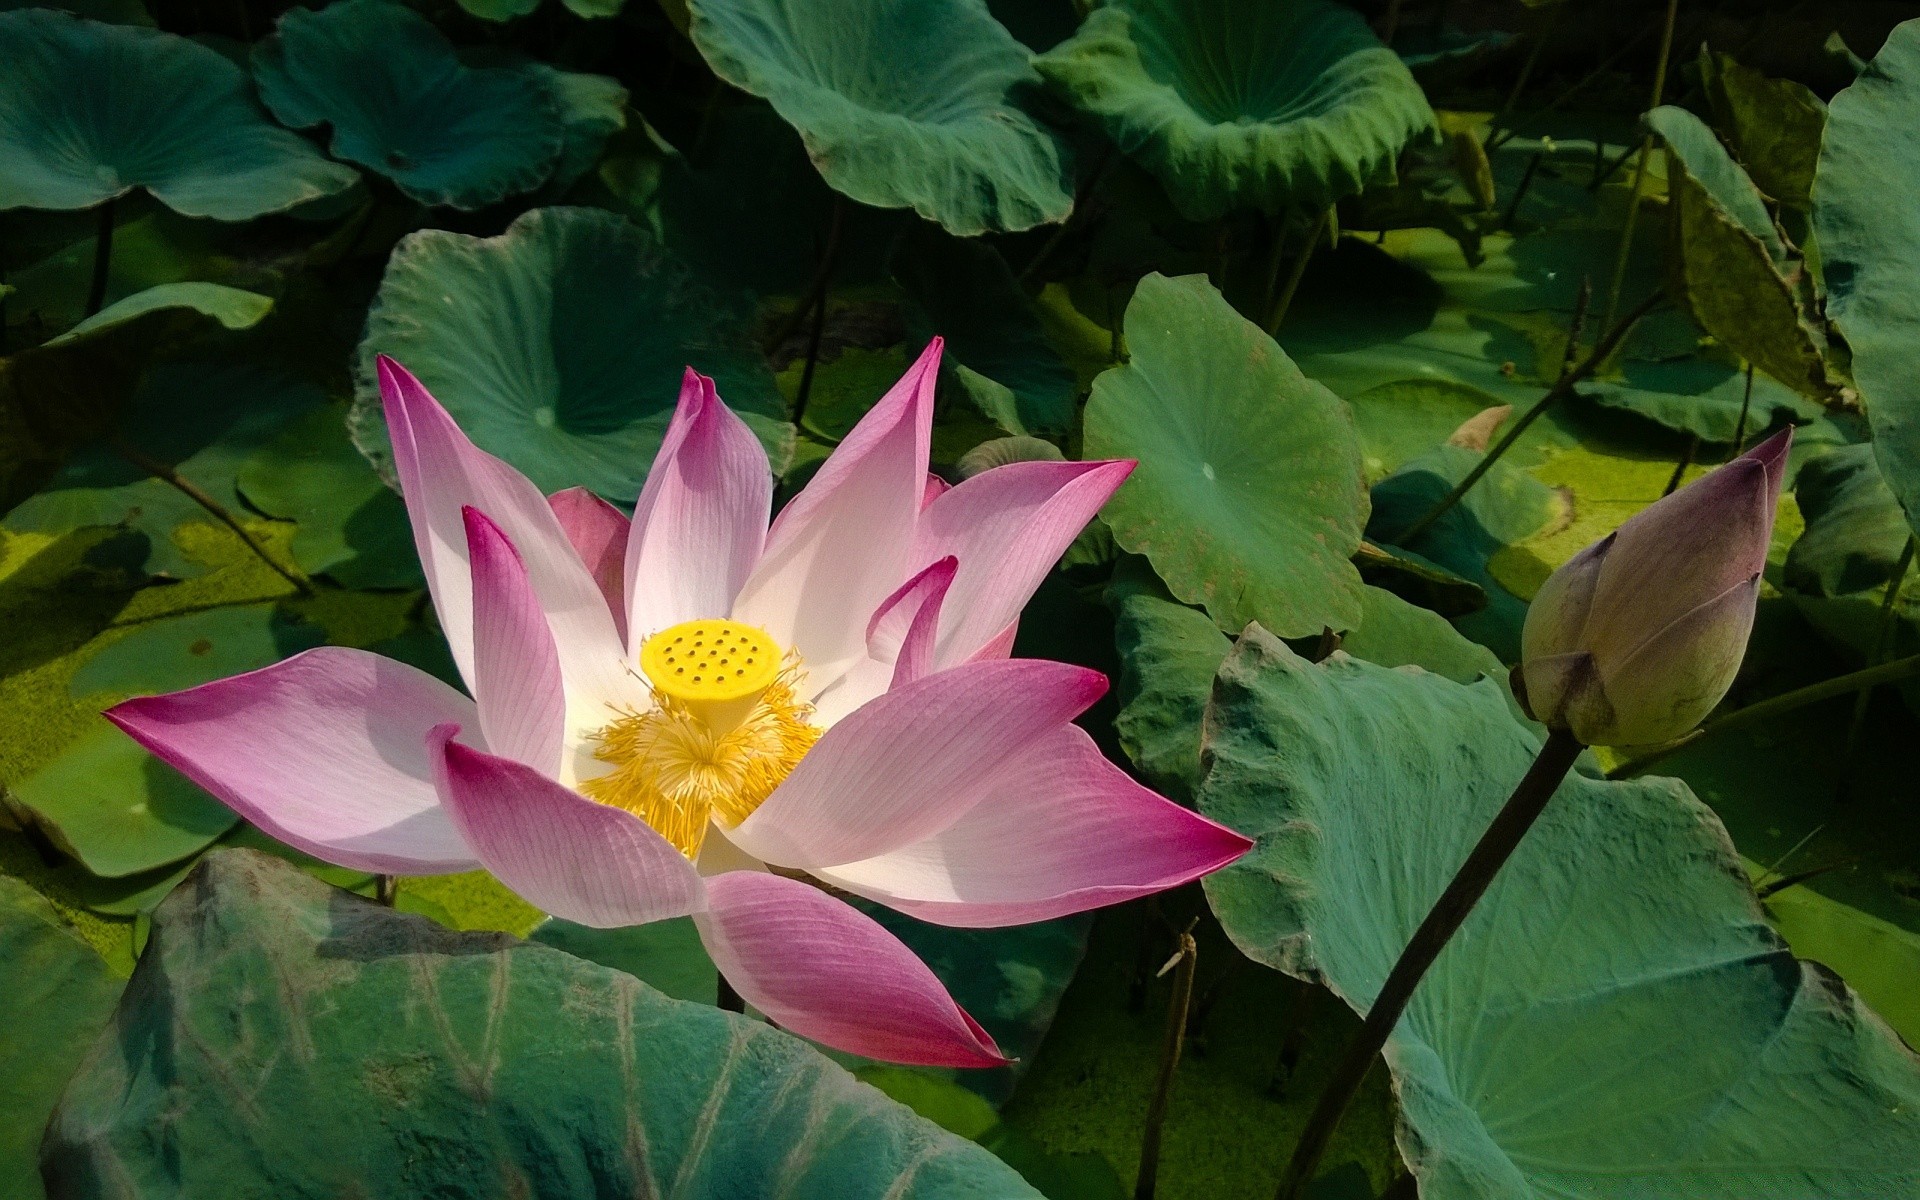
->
[[717, 974, 746, 1013], [1733, 363, 1756, 453], [1272, 730, 1585, 1200], [1500, 151, 1545, 229], [1489, 25, 1659, 153], [1607, 651, 1920, 779], [1135, 925, 1198, 1200], [1600, 0, 1681, 331], [791, 196, 847, 432], [1393, 290, 1659, 546], [1662, 435, 1699, 497], [1488, 4, 1566, 139], [1837, 535, 1918, 800], [111, 441, 314, 594], [1265, 208, 1331, 336], [85, 197, 116, 319], [375, 875, 398, 907]]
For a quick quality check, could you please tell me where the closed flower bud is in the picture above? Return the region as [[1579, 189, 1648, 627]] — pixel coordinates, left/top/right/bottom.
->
[[1514, 428, 1792, 747]]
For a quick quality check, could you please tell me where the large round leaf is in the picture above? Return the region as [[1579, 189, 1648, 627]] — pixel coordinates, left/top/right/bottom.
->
[[42, 849, 1043, 1199], [1035, 0, 1434, 220], [353, 206, 790, 503], [1083, 273, 1368, 639], [0, 9, 357, 219], [253, 0, 564, 209], [686, 0, 1072, 235], [1814, 18, 1920, 540], [1201, 630, 1920, 1200]]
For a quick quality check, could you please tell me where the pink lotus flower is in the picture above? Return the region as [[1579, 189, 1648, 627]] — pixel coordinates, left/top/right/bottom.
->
[[107, 340, 1250, 1068]]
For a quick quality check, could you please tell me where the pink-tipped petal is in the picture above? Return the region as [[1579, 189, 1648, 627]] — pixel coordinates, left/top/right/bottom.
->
[[377, 356, 628, 712], [694, 871, 1006, 1067], [624, 370, 773, 645], [805, 557, 961, 726], [730, 658, 1108, 868], [818, 724, 1252, 927], [910, 459, 1134, 670], [733, 341, 942, 682], [547, 487, 631, 642], [921, 474, 951, 510], [429, 727, 705, 928], [462, 507, 566, 773], [869, 556, 959, 689], [105, 648, 478, 875]]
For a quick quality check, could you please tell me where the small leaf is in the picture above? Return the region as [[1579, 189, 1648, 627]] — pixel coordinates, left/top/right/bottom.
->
[[1786, 443, 1912, 597], [1084, 273, 1369, 639]]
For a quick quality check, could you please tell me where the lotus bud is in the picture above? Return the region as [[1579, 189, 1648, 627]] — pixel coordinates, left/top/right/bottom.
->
[[1513, 428, 1792, 747]]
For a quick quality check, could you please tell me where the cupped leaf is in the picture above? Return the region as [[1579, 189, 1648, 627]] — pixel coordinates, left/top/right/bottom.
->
[[0, 876, 124, 1200], [352, 206, 790, 502], [1035, 0, 1435, 220], [43, 849, 1044, 1198], [1083, 273, 1368, 638], [253, 0, 564, 209], [0, 10, 358, 219], [1786, 443, 1912, 597], [1814, 19, 1920, 539], [686, 0, 1072, 235], [1648, 105, 1836, 404], [1201, 631, 1920, 1200]]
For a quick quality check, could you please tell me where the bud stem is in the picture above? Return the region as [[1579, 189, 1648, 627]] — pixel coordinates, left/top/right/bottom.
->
[[1270, 728, 1584, 1200], [1607, 650, 1920, 780]]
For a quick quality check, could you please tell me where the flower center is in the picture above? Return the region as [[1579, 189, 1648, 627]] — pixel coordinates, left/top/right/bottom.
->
[[581, 620, 820, 859]]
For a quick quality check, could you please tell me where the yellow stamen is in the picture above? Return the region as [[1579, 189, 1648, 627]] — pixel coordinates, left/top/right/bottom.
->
[[581, 655, 820, 860]]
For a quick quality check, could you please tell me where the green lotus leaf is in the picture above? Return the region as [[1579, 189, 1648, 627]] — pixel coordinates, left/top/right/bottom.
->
[[253, 0, 565, 209], [1352, 540, 1487, 618], [1343, 378, 1511, 483], [1107, 558, 1510, 803], [11, 722, 239, 878], [42, 849, 1045, 1198], [1201, 631, 1920, 1200], [530, 914, 718, 1004], [0, 876, 125, 1200], [5, 363, 321, 580], [352, 206, 791, 503], [236, 405, 424, 590], [1035, 0, 1435, 220], [0, 9, 358, 219], [0, 0, 152, 25], [686, 0, 1072, 235], [44, 281, 273, 346], [1814, 19, 1920, 540], [1083, 273, 1369, 639], [1586, 344, 1824, 444], [1699, 48, 1826, 211], [1650, 105, 1837, 403], [1786, 443, 1912, 597]]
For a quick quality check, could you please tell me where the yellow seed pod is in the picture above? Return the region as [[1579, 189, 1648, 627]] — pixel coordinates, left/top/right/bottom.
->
[[639, 619, 783, 732]]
